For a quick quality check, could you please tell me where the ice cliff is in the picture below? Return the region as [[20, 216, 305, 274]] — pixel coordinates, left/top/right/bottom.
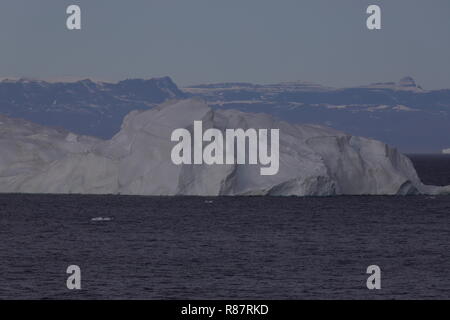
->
[[0, 99, 449, 196]]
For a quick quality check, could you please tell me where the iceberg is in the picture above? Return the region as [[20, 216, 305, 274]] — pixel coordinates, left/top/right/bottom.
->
[[0, 99, 449, 196], [443, 148, 450, 154]]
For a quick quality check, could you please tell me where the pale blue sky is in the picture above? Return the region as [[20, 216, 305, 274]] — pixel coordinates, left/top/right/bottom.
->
[[1, 0, 450, 88]]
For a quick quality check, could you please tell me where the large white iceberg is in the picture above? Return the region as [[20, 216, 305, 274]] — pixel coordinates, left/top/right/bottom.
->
[[0, 99, 448, 196]]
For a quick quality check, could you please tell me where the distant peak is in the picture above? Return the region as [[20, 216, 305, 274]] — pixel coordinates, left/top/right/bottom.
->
[[398, 76, 418, 88], [78, 78, 95, 84], [119, 76, 175, 84], [18, 77, 37, 82]]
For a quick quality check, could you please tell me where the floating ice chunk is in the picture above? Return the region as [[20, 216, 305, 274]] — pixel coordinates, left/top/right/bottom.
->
[[91, 217, 113, 222]]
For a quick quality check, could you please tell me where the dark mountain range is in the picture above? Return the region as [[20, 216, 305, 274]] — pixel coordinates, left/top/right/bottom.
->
[[0, 76, 449, 152], [0, 77, 185, 138], [186, 77, 450, 153]]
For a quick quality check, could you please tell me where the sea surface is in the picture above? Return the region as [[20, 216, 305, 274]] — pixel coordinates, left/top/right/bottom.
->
[[0, 155, 449, 300]]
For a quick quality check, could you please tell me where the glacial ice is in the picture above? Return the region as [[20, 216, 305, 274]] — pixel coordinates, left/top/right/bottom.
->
[[0, 99, 449, 196]]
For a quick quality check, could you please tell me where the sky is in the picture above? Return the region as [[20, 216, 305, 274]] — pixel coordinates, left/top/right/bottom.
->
[[1, 0, 450, 89]]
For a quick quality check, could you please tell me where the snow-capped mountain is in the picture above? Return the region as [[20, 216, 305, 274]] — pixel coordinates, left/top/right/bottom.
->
[[185, 77, 450, 153], [0, 77, 185, 138], [0, 99, 448, 196]]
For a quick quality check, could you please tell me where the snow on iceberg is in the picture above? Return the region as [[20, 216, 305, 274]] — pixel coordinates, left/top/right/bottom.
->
[[0, 99, 449, 196]]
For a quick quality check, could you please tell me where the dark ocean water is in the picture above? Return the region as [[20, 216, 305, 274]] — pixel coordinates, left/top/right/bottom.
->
[[0, 155, 449, 300]]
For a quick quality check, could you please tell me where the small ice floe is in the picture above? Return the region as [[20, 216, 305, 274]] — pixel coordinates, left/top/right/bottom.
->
[[91, 217, 113, 222], [204, 200, 214, 204]]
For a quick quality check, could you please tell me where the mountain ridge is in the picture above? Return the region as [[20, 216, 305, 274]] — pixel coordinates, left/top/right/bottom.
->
[[1, 76, 449, 152], [0, 76, 186, 138]]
